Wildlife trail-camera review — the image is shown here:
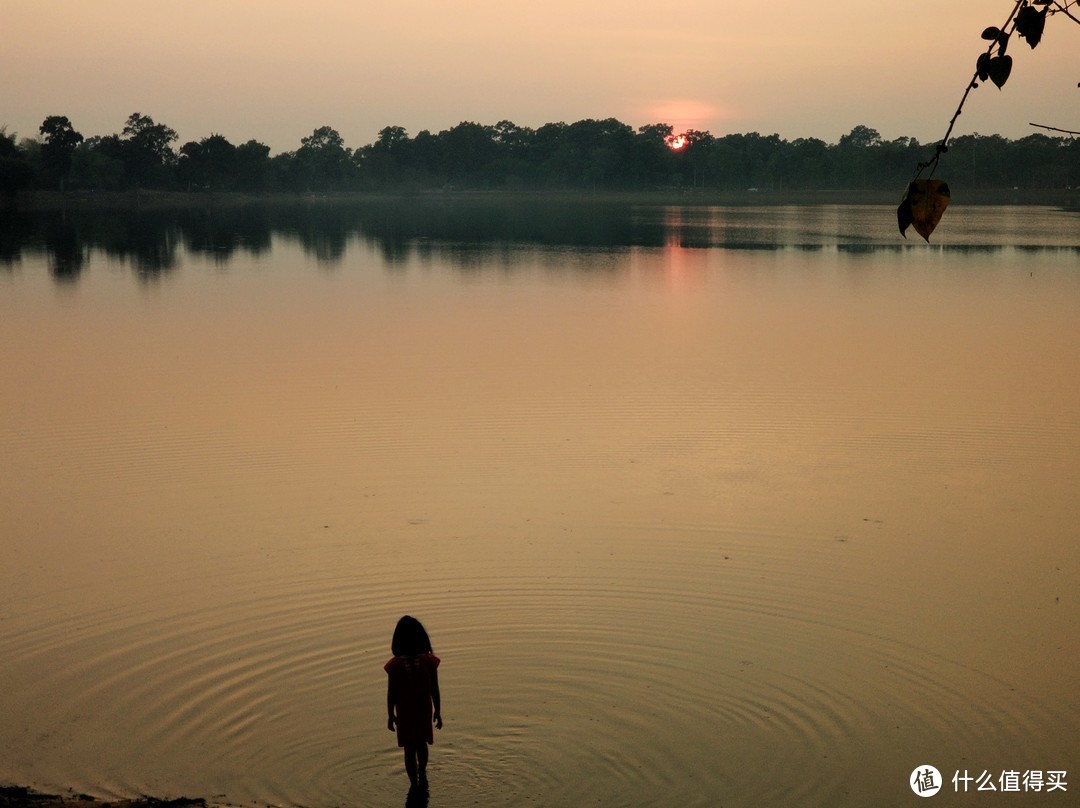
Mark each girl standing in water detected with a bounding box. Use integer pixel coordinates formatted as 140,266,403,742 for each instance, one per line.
385,616,442,788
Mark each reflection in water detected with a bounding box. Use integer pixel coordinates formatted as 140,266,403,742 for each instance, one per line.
179,207,274,263
405,783,429,808
40,214,86,281
1,203,1079,808
2,200,1078,281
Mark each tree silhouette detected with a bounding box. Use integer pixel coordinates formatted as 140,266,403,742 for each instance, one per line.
234,140,272,192
120,113,179,188
5,104,1077,199
0,127,34,199
178,134,237,190
39,115,84,191
295,125,356,190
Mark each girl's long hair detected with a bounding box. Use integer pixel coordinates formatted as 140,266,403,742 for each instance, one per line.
392,615,433,657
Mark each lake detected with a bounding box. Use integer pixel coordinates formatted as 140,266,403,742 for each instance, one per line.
1,199,1078,807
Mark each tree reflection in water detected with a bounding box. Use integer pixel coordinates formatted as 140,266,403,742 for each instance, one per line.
3,198,1079,283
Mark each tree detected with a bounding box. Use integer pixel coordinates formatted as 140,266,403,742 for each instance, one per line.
360,126,411,186
375,125,409,151
269,150,301,190
674,129,715,188
72,135,126,189
120,112,178,187
486,121,534,188
295,125,356,190
838,125,882,150
234,139,272,191
122,113,178,160
39,115,84,191
787,137,832,189
436,121,500,187
178,134,238,190
491,120,532,154
837,125,884,187
530,122,572,188
0,127,34,200
564,118,636,189
301,125,346,153
634,123,678,187
706,132,785,191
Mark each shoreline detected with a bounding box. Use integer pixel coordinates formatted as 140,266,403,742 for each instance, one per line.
0,787,208,808
9,186,1077,212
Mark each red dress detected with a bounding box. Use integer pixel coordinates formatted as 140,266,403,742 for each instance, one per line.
385,652,440,747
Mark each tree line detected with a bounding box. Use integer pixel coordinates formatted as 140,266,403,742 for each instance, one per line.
2,113,1078,198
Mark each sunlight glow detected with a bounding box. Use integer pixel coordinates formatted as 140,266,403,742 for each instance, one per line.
667,134,688,151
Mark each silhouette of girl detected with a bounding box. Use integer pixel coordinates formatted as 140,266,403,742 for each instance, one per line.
385,615,442,789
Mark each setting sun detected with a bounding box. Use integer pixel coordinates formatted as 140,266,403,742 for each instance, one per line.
667,133,688,150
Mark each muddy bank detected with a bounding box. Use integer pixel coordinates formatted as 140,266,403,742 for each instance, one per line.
0,787,207,808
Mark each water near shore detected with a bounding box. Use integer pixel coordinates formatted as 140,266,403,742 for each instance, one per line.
2,202,1078,807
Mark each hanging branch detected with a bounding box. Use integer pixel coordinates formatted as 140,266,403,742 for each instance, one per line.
1052,0,1080,25
1029,122,1080,134
914,0,1080,181
900,0,1079,240
912,0,1027,183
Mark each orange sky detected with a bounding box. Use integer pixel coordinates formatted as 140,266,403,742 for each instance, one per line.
4,0,1077,152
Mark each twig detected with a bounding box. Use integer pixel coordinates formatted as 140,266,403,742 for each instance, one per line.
912,0,1079,183
914,0,1027,181
1051,0,1080,27
1030,122,1080,135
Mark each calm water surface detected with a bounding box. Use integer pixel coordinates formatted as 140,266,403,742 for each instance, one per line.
1,203,1078,807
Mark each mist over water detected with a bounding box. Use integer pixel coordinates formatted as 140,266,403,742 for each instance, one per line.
1,202,1078,807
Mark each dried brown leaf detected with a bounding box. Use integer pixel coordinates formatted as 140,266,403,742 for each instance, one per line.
899,179,951,242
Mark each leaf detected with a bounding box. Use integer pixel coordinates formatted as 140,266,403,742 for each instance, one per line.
981,26,1001,41
976,52,991,82
897,186,915,237
1016,5,1047,48
987,55,1013,88
899,179,951,242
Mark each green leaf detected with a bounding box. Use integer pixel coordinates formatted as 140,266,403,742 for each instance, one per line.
987,55,1013,89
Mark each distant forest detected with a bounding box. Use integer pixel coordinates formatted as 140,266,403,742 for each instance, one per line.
3,113,1078,197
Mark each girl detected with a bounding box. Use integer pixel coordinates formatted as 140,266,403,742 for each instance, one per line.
385,615,442,788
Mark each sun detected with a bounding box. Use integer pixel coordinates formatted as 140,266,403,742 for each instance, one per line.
667,134,688,151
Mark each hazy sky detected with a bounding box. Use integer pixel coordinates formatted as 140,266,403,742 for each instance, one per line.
4,1,1077,153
